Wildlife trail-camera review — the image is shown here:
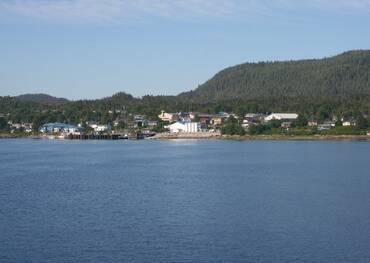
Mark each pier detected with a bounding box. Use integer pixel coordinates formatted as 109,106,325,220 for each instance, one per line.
64,131,153,140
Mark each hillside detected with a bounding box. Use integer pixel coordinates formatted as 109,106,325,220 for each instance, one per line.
178,50,370,103
15,94,69,104
1,50,370,124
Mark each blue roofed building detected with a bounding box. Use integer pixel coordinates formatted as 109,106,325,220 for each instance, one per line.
39,123,83,135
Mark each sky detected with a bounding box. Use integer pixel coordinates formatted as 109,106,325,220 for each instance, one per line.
0,0,370,100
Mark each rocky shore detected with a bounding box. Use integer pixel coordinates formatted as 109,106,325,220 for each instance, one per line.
151,132,370,141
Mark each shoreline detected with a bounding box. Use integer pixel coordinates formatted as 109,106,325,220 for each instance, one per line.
0,134,42,139
151,133,370,141
1,133,369,141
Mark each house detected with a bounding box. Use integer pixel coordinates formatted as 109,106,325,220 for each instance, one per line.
147,120,158,128
134,114,146,120
89,124,112,133
281,122,292,129
158,111,179,122
244,113,264,121
166,122,200,133
242,119,254,129
22,123,33,133
265,113,298,122
133,115,147,127
63,127,83,135
317,121,335,131
318,124,331,131
197,114,213,125
210,114,228,126
188,112,199,120
178,112,192,122
177,112,192,123
40,123,82,135
9,122,33,132
11,123,22,129
218,112,230,118
342,120,356,127
187,112,229,126
308,120,318,127
210,116,224,126
324,121,336,127
242,113,265,128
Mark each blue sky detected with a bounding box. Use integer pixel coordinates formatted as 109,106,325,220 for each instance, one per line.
1,0,370,100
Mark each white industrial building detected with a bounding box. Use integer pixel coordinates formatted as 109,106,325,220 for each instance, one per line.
166,122,200,133
265,113,298,122
89,124,112,132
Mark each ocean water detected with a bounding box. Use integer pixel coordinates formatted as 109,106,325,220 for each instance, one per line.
0,139,370,263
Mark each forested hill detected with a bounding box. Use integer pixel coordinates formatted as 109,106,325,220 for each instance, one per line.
1,50,370,123
178,50,370,103
15,94,69,104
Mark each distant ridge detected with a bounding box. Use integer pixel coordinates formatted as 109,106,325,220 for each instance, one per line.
15,94,69,104
6,50,370,104
178,50,370,103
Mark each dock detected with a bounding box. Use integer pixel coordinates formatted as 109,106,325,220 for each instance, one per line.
65,134,129,140
64,132,152,140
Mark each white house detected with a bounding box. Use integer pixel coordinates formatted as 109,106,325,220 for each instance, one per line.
89,124,112,132
158,111,179,122
166,122,200,133
40,123,82,135
63,127,83,135
242,119,253,128
265,113,298,122
343,121,356,127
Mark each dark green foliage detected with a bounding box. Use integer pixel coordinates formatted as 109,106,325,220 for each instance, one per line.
284,128,316,136
151,121,169,133
1,50,370,130
221,116,245,135
269,120,282,128
249,120,284,135
335,120,343,126
113,120,126,130
178,50,370,118
0,117,7,130
179,51,370,103
320,126,366,135
248,124,271,135
356,115,369,129
292,115,308,128
15,94,69,104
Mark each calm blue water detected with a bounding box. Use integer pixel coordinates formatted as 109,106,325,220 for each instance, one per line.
0,139,370,263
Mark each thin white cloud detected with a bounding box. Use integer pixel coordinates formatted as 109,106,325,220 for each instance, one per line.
275,0,370,10
0,0,236,24
313,0,370,9
0,0,369,24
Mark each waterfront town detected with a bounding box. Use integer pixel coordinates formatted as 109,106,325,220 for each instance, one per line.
1,109,369,139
